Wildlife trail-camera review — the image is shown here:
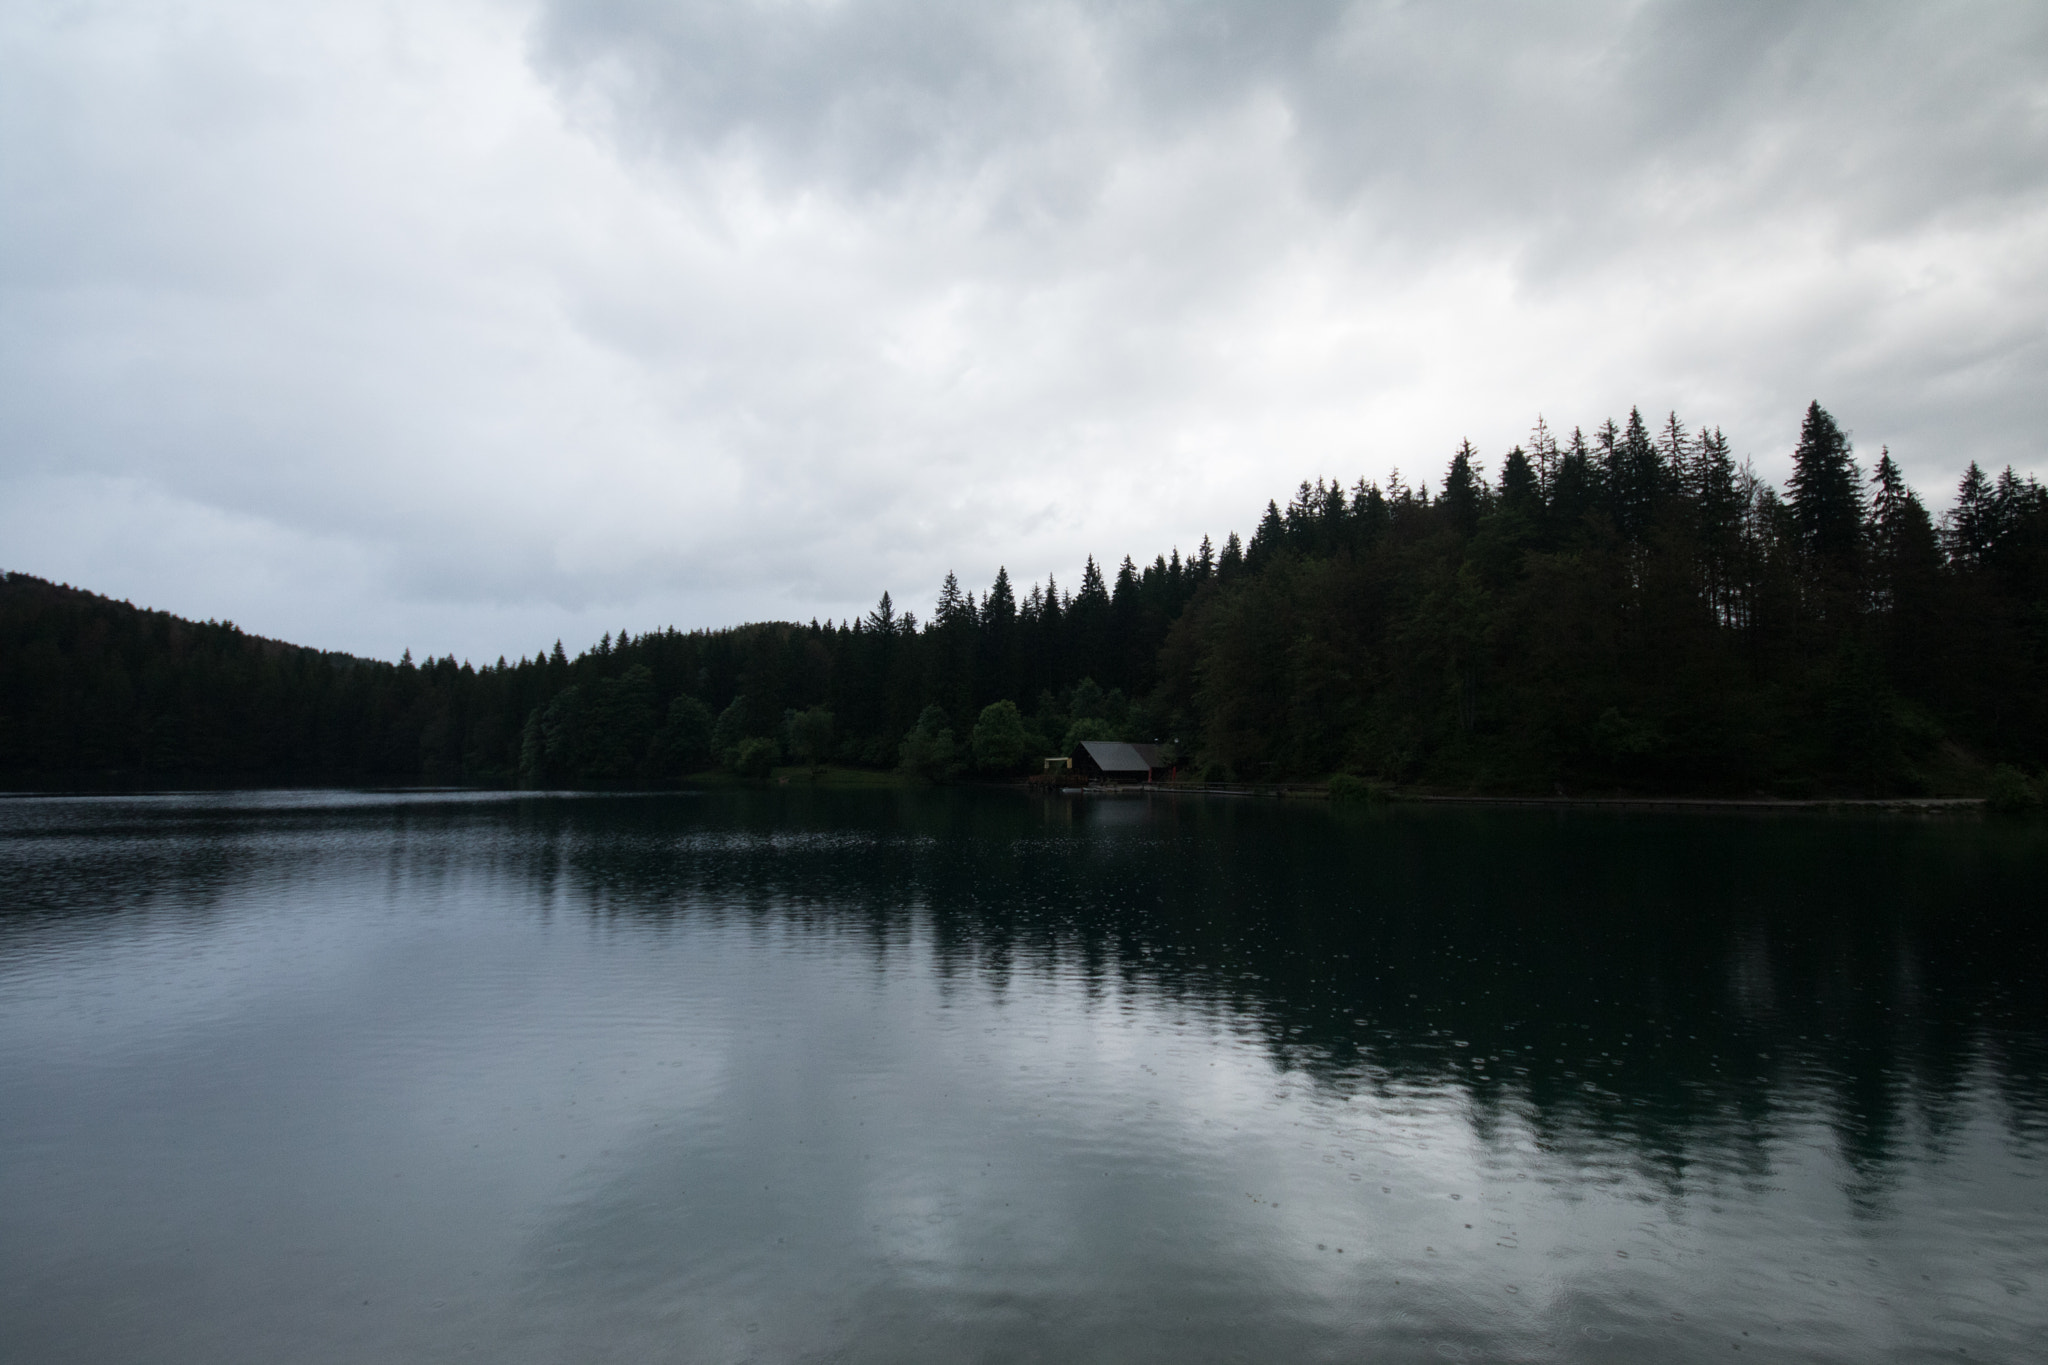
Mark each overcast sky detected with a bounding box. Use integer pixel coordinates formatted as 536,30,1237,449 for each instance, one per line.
4,1,2044,662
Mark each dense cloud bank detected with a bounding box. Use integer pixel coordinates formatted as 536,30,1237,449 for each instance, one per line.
3,0,2044,659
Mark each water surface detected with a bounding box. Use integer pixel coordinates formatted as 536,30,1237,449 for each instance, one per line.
2,789,2044,1362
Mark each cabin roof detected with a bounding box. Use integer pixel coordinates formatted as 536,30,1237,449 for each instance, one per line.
1073,739,1156,774
1128,742,1168,770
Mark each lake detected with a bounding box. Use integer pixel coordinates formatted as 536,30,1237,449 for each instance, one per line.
1,789,2043,1363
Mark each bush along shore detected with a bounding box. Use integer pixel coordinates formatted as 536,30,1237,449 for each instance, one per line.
5,404,2045,803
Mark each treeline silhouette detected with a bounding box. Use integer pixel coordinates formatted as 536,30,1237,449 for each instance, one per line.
4,402,2043,793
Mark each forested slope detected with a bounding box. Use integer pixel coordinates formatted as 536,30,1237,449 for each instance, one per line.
4,403,2044,794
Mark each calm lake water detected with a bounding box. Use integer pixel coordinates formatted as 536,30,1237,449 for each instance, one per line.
2,789,2044,1363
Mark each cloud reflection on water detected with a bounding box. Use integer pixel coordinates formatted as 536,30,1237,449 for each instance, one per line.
2,789,2044,1361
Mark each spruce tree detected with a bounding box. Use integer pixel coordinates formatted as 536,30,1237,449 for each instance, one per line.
1218,532,1244,577
1947,463,1992,566
1498,446,1538,511
1787,401,1864,569
1245,501,1286,570
1528,416,1560,496
1076,557,1109,610
1607,408,1661,540
985,567,1016,624
1694,427,1742,621
1657,411,1693,479
1869,448,1939,615
1442,441,1483,536
934,572,966,626
1549,427,1599,537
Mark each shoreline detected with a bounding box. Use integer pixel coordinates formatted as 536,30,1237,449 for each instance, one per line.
0,775,1997,814
1051,782,1988,813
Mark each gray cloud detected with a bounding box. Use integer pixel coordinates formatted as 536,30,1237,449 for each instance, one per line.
2,0,2043,660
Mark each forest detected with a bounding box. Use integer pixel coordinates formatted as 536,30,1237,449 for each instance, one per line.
4,403,2045,797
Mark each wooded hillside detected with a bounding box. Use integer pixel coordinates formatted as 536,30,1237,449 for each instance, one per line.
5,403,2043,794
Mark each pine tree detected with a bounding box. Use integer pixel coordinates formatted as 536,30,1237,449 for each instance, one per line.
1869,447,1939,615
1869,448,1910,535
1657,411,1693,478
1607,408,1661,540
1946,462,1993,566
1245,501,1286,570
985,568,1016,623
1442,441,1483,536
1528,416,1560,496
1549,427,1599,535
1987,466,2048,566
934,572,966,626
1694,427,1742,621
1497,446,1538,511
1076,557,1109,610
1787,401,1864,569
1350,479,1389,545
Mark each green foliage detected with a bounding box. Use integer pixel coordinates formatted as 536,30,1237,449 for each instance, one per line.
1327,773,1387,803
536,685,584,779
648,695,714,776
517,708,546,785
969,700,1030,774
711,696,751,766
1061,717,1115,753
782,705,835,774
580,666,659,777
1986,764,2041,815
1789,400,1865,570
731,736,780,781
899,704,962,781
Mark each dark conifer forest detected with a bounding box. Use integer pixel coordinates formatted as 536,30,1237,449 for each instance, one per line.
6,404,2045,795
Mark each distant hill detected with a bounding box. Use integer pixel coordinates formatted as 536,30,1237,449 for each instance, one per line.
0,572,422,780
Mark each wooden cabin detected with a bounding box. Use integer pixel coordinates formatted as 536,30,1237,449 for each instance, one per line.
1069,740,1173,783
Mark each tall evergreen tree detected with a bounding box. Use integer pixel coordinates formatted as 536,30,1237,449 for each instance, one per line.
1787,401,1865,569
1869,447,1939,618
1549,427,1600,536
1946,462,1993,566
1497,446,1538,512
934,572,968,627
1442,441,1483,536
1245,501,1286,570
985,567,1016,624
1657,411,1693,477
1607,408,1662,540
1528,416,1560,496
1693,427,1743,622
1218,532,1244,578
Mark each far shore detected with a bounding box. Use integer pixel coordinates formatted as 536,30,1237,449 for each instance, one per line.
0,769,2004,815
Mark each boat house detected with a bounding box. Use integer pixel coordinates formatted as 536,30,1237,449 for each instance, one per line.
1069,740,1172,783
